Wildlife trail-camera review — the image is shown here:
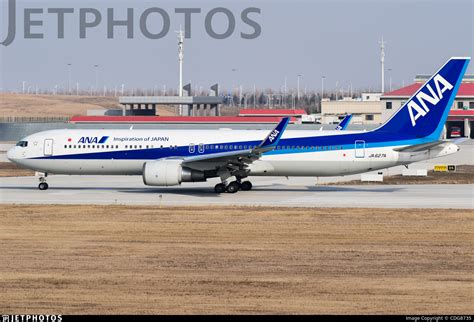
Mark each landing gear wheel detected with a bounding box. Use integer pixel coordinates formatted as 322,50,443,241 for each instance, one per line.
226,181,240,194
38,182,49,191
241,181,253,191
214,183,226,194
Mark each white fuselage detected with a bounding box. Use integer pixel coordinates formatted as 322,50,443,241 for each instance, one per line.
7,129,458,178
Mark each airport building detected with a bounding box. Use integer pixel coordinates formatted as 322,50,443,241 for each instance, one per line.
321,93,382,125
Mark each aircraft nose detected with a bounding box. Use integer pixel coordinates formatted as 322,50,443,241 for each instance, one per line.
6,147,17,161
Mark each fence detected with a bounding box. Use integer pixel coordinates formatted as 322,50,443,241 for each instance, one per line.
0,116,70,123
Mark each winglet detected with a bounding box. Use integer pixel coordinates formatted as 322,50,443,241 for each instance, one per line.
335,114,353,130
258,117,290,150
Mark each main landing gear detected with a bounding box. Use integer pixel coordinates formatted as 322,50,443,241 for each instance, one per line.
214,180,253,194
38,173,49,191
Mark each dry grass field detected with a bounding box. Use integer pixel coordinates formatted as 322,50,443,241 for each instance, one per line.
0,94,176,117
0,162,35,177
0,205,472,314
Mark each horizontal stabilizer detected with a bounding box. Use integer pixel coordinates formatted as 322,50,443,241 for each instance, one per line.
394,141,445,152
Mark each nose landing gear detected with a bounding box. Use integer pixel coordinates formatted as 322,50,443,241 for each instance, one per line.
38,173,49,190
38,182,49,190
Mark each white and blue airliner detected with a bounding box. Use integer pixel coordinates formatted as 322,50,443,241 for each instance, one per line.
7,57,470,193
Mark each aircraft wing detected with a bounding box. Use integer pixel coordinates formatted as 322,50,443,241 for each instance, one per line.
180,117,290,172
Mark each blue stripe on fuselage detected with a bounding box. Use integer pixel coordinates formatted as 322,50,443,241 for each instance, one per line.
30,131,427,160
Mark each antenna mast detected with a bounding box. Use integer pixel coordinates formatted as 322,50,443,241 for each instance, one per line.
380,37,386,93
177,27,184,115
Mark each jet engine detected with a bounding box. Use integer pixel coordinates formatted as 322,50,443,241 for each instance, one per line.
142,160,206,186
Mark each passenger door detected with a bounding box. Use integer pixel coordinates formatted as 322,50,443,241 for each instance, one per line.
189,143,195,154
44,139,54,156
355,140,365,158
198,143,205,154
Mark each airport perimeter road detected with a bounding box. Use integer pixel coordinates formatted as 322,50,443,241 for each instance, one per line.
1,175,472,209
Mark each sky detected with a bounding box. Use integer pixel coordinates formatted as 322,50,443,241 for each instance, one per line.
0,0,473,94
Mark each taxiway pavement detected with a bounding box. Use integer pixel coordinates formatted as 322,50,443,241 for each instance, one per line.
1,175,472,209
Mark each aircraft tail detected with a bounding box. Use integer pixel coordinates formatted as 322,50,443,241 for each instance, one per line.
374,57,470,140
335,114,353,130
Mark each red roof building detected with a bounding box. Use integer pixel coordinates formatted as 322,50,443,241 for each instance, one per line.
239,109,307,117
70,116,297,124
382,83,474,98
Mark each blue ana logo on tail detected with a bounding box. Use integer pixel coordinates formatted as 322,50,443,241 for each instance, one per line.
408,74,453,127
78,136,109,144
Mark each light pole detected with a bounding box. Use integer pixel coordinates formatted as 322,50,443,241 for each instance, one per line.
297,74,302,103
76,82,79,96
67,63,72,94
254,84,257,107
231,68,238,106
94,64,99,95
321,76,326,106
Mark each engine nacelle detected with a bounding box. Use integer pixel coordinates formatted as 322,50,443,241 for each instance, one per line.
142,160,206,186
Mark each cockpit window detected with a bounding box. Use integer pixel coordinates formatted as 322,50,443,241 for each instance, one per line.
16,141,28,147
